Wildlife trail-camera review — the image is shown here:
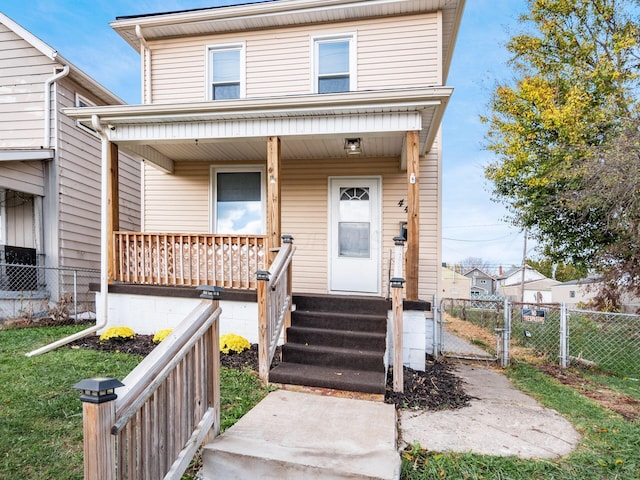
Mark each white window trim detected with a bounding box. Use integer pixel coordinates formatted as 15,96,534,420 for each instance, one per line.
205,42,246,101
74,93,99,136
311,33,357,94
209,165,266,234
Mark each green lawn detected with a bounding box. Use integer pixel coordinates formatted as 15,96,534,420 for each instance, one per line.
0,325,270,480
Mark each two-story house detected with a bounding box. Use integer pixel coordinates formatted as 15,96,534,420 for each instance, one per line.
0,13,140,321
67,0,465,392
463,266,496,296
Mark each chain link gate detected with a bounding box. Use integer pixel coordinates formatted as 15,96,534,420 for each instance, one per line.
435,297,504,364
438,297,640,377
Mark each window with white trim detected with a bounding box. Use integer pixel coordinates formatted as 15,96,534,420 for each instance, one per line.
75,93,98,135
211,167,265,234
313,35,354,94
208,44,244,100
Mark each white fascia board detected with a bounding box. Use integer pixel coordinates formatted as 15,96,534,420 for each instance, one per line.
107,111,423,143
64,88,452,123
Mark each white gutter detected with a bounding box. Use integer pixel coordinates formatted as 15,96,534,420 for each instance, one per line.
44,64,70,148
26,115,110,356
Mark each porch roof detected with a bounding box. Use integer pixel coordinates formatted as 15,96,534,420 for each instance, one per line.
65,87,452,173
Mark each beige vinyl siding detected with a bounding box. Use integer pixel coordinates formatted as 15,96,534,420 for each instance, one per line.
55,78,141,270
418,142,440,300
142,152,440,297
0,160,44,196
0,24,57,148
148,13,440,103
143,161,211,232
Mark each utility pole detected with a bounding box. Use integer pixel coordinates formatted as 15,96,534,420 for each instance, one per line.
520,229,527,303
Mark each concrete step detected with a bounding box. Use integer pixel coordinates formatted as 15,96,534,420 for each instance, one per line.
201,390,400,479
269,362,386,394
287,325,387,350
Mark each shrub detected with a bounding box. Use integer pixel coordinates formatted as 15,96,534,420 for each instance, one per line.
152,328,173,344
220,333,251,354
99,326,135,342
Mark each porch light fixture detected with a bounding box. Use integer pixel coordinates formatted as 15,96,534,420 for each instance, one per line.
344,138,362,155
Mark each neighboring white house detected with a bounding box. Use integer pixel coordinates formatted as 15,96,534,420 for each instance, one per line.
496,265,558,302
0,12,140,320
551,277,600,308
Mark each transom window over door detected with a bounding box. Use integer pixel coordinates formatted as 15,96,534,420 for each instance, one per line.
208,44,244,100
212,168,264,234
314,35,355,94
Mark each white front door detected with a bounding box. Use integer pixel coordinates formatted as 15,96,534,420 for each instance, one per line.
329,177,381,294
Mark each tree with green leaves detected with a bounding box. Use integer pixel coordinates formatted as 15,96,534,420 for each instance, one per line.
483,0,640,306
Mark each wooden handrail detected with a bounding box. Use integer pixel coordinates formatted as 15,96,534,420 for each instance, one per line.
257,238,295,383
77,300,221,480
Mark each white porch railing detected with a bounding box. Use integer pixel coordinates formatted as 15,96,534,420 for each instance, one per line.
113,232,267,289
75,298,221,480
257,236,295,383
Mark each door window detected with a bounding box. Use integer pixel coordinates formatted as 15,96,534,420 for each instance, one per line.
338,187,370,258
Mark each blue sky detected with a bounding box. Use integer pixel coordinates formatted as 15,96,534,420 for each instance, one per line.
2,0,534,269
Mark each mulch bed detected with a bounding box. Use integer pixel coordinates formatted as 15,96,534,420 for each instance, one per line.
68,335,473,411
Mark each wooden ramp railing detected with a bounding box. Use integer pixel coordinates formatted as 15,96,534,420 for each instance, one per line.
74,296,222,480
114,232,267,289
257,236,295,383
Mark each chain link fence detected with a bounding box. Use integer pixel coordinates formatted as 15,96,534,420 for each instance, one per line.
438,298,640,378
0,263,99,325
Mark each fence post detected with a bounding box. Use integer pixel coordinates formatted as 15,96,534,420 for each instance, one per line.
73,377,123,480
501,298,510,367
256,270,270,384
559,302,568,368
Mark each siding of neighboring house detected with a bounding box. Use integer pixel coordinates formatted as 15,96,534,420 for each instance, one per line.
0,160,45,196
0,23,55,148
441,266,471,299
148,12,440,103
55,78,141,270
142,150,439,298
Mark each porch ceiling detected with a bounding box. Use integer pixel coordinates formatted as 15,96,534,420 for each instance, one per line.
65,87,451,170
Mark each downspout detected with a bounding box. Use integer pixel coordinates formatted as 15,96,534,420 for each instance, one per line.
43,64,70,148
136,25,152,104
26,115,111,356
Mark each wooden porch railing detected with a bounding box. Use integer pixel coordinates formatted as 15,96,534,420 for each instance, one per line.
257,236,295,383
113,232,267,289
75,298,221,480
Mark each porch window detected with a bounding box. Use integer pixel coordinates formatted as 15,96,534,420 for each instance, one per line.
212,168,265,234
208,44,245,100
314,35,355,94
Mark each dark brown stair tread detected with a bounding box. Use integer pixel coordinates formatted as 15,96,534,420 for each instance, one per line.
269,362,386,394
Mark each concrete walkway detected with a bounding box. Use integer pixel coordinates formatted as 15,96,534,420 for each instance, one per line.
202,389,400,479
400,364,582,458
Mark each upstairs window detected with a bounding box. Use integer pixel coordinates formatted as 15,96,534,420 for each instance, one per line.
208,44,244,100
75,93,98,135
314,35,355,94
